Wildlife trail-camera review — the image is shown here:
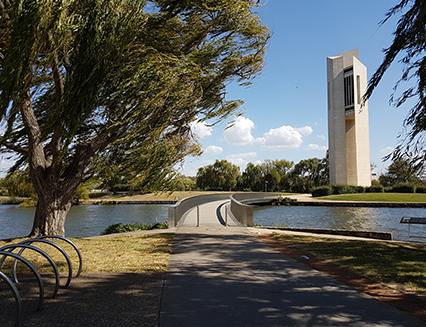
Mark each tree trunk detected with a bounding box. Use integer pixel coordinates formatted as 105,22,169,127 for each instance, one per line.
29,197,73,237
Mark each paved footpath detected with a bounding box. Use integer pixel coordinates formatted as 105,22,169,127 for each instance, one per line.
159,201,426,327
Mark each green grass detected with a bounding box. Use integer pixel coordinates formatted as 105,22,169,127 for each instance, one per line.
0,234,175,273
272,233,426,295
319,192,426,202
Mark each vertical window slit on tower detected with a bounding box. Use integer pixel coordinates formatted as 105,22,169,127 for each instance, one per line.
344,68,354,108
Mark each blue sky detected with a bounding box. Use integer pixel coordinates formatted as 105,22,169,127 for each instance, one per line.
181,0,413,177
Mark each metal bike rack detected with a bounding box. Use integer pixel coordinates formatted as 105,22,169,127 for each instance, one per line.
0,251,45,311
19,239,73,287
0,244,60,298
0,270,22,327
0,235,82,326
37,235,83,277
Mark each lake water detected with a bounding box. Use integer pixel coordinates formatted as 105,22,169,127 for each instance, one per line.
253,205,426,242
0,204,170,239
1,203,425,242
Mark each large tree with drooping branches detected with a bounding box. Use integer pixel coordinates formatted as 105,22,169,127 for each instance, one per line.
364,0,426,166
0,0,270,237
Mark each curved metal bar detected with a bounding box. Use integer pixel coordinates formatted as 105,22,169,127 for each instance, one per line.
37,235,83,277
0,244,60,298
0,270,22,327
19,239,73,288
0,251,44,311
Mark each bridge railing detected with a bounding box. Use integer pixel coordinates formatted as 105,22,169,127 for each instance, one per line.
229,193,281,227
168,193,232,227
168,192,280,227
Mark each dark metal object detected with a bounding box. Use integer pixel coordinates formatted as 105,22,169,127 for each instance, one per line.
0,235,82,326
0,244,59,298
0,251,44,311
37,235,83,277
0,270,22,327
19,239,73,288
400,217,426,238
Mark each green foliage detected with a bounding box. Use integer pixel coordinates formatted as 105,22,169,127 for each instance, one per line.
196,155,329,193
311,186,332,197
391,183,416,193
239,162,266,192
2,171,36,198
331,184,364,195
102,222,169,235
288,156,329,193
196,160,240,191
415,186,426,193
170,174,196,191
365,185,384,193
364,0,426,163
75,184,90,200
379,158,425,187
0,0,270,235
20,196,38,207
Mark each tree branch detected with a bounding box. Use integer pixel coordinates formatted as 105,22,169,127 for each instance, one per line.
2,141,27,155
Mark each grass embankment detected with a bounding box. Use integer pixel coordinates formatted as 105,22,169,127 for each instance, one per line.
272,233,426,296
317,193,426,202
89,190,234,202
94,191,426,203
0,233,174,273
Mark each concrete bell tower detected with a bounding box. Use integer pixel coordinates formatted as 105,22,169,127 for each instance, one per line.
327,49,371,187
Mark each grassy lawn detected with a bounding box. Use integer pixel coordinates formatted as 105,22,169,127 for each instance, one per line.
318,192,426,202
0,233,174,273
93,191,426,203
272,233,426,296
89,190,234,202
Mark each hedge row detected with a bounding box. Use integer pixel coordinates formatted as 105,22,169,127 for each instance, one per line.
312,183,426,197
101,222,168,235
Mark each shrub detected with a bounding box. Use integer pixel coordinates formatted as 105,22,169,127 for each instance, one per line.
416,186,426,193
331,184,364,194
312,186,332,197
101,222,168,235
354,186,365,193
365,185,384,193
76,185,90,200
391,183,416,193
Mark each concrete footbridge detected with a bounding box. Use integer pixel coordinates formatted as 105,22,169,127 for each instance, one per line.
168,192,281,228
160,192,424,326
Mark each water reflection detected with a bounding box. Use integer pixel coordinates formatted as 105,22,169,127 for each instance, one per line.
0,204,170,240
253,205,426,242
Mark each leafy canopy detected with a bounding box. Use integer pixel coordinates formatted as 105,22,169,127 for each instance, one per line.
364,0,426,165
0,0,270,191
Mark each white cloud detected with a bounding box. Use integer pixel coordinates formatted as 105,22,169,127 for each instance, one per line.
204,145,223,155
226,152,257,171
295,126,314,136
380,146,394,156
306,144,327,151
190,120,213,139
0,158,15,177
223,116,255,145
317,134,326,140
227,152,257,160
256,125,313,150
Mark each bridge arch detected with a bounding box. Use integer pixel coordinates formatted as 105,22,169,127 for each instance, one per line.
168,192,280,227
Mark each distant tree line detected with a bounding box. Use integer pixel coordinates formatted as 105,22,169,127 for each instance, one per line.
1,155,425,198
196,157,329,193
